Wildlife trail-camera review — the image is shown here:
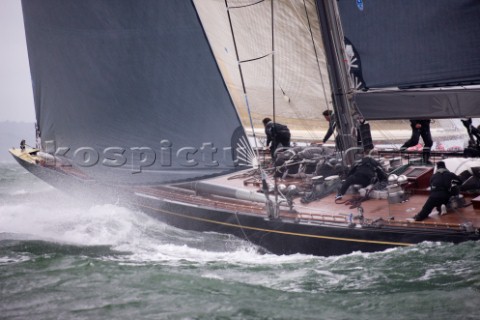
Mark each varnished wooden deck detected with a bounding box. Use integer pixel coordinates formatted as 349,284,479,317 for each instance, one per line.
196,168,480,229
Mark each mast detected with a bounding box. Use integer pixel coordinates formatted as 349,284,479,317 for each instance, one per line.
315,0,357,163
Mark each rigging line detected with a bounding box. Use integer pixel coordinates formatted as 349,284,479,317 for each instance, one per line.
271,0,279,217
223,0,261,157
234,211,253,245
224,0,274,216
361,119,395,147
301,0,331,114
297,0,339,143
235,1,319,142
271,0,276,126
263,1,322,141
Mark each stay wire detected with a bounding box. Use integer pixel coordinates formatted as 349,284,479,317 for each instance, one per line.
224,0,261,157
302,0,334,141
302,0,331,116
271,0,279,217
224,0,276,216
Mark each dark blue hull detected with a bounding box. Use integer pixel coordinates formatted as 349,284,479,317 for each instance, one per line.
12,152,480,256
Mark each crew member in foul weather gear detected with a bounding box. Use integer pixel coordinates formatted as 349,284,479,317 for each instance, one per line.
335,156,387,200
322,110,336,144
263,117,291,159
400,119,433,164
411,161,462,221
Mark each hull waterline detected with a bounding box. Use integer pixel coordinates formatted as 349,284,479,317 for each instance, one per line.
10,149,480,257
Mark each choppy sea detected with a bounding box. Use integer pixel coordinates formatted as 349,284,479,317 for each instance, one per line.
1,162,479,320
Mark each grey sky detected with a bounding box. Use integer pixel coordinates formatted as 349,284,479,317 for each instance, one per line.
0,0,35,123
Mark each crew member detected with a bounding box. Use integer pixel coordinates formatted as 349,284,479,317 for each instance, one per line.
322,110,336,144
400,119,433,164
410,161,462,221
262,117,291,159
335,155,387,200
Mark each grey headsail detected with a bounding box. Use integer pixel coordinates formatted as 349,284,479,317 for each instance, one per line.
21,0,251,184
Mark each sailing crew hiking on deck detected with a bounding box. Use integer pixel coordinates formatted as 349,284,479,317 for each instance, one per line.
409,161,462,222
335,154,388,201
263,117,291,159
400,119,433,164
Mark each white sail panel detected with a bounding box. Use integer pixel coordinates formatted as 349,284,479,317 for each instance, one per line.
194,0,333,140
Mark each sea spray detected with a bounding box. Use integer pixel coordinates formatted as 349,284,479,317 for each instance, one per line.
1,163,480,319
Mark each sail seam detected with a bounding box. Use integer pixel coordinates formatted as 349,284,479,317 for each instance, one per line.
227,0,265,10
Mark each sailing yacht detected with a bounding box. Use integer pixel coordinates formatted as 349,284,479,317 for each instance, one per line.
10,0,480,256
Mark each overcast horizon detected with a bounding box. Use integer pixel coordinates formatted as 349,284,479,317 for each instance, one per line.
0,0,35,123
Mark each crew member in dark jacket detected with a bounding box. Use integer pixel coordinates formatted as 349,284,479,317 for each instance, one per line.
411,161,462,221
263,117,291,158
400,119,433,164
335,156,387,200
322,110,336,144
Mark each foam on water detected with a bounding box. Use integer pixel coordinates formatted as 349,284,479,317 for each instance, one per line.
0,185,458,270
2,163,480,299
1,193,479,299
0,164,320,267
0,197,329,289
0,189,278,263
0,252,31,266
